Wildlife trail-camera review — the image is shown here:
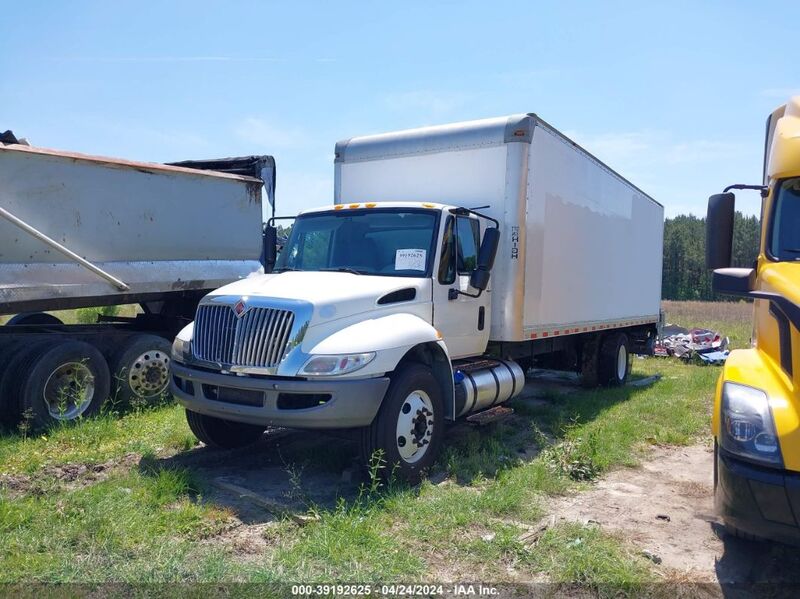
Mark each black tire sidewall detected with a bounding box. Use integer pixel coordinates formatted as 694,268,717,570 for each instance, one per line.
370,363,444,482
110,334,172,405
185,409,264,449
21,340,111,429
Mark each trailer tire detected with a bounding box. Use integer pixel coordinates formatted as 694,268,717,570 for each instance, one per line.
5,312,63,326
0,340,48,423
110,334,172,407
185,410,265,449
360,363,444,484
18,340,111,429
598,332,631,387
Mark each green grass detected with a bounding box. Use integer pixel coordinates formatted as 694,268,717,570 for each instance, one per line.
0,301,731,586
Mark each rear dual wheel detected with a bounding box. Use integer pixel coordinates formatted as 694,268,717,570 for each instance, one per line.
1,340,110,430
581,332,631,387
110,334,172,406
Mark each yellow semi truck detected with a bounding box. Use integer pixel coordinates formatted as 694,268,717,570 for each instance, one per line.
706,96,800,544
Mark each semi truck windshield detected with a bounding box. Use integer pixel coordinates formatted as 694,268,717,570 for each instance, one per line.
275,209,439,277
770,178,800,261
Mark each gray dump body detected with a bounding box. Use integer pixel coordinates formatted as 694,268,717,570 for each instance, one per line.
0,143,271,314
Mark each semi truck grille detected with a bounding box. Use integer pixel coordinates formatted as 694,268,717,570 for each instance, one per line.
192,304,295,368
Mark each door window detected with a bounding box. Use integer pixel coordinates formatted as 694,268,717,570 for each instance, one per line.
456,217,480,274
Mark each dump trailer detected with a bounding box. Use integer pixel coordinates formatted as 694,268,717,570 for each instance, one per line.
706,96,800,545
0,134,272,428
170,114,663,481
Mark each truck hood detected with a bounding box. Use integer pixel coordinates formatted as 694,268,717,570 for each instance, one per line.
205,271,431,323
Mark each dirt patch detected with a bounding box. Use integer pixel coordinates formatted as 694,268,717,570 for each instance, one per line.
544,441,800,587
0,452,140,496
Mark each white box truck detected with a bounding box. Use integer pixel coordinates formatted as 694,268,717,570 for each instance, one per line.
0,133,272,428
170,114,664,481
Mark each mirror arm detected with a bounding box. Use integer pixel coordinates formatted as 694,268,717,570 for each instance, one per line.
723,183,768,198
448,288,483,300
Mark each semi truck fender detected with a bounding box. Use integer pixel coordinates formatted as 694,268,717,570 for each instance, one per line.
304,313,456,418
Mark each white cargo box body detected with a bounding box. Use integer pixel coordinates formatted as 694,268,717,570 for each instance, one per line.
334,114,664,343
0,144,268,313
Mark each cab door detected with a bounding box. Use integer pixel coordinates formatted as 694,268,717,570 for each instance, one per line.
432,214,491,358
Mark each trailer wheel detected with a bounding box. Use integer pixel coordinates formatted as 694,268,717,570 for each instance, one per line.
5,312,63,326
0,340,49,423
598,332,631,387
17,340,111,429
185,410,264,449
361,363,444,484
110,334,172,406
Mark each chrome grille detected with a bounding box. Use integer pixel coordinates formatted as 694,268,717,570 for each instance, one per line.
193,304,295,368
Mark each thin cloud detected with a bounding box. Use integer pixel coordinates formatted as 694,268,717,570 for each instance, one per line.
47,56,283,63
234,117,310,150
760,87,800,99
384,90,470,117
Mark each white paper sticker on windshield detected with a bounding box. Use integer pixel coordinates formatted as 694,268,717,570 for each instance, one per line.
395,249,426,271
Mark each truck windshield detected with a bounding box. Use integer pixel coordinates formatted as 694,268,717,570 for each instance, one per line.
275,208,439,277
770,178,800,261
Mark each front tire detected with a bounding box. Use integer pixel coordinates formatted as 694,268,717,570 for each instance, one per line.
185,410,264,449
361,363,444,484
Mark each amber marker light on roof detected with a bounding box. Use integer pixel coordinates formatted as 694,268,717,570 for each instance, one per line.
348,203,360,208
422,202,435,208
333,205,344,210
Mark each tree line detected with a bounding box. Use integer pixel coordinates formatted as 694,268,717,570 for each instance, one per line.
662,212,760,301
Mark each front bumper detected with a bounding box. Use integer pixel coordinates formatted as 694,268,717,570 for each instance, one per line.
716,445,800,545
170,361,389,429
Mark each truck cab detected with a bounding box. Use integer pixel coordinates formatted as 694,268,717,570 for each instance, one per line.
170,201,504,480
707,96,800,544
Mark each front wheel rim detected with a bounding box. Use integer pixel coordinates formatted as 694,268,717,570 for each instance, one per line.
43,362,96,420
395,390,434,464
617,344,628,381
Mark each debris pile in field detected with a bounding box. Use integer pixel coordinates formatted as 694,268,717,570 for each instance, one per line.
654,324,730,364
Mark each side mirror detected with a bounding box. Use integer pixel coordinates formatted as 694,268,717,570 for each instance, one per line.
706,192,735,269
261,224,277,273
470,228,500,291
712,267,755,296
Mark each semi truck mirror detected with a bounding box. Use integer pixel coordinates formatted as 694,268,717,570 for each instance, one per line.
262,225,278,273
706,192,735,270
470,228,500,291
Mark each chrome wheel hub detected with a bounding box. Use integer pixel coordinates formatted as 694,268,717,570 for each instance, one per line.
129,350,170,397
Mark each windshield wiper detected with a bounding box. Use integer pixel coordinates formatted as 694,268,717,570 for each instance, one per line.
273,266,300,273
784,248,800,253
318,267,365,275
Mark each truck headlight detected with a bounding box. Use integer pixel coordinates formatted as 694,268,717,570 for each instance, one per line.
171,322,194,363
720,382,783,467
300,352,376,376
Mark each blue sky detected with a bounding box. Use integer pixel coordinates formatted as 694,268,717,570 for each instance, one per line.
2,1,798,218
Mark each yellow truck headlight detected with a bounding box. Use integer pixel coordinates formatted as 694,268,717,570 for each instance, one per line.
720,382,783,467
301,352,376,376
